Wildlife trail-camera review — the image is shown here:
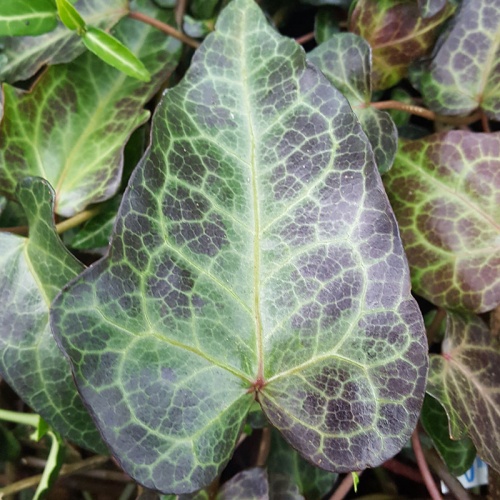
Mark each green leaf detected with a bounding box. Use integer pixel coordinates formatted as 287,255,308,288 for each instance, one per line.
183,15,214,39
421,394,476,476
417,0,449,18
0,0,182,216
0,0,128,83
268,429,337,499
218,468,269,499
34,431,65,500
190,0,220,19
56,0,86,32
427,311,500,472
352,471,360,492
0,0,58,37
349,0,453,90
383,131,500,313
0,177,104,452
308,33,398,173
314,7,341,45
83,27,151,82
0,423,21,461
414,1,500,119
51,0,427,493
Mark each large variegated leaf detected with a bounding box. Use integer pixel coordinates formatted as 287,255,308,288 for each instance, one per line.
427,312,500,472
51,0,427,493
0,177,104,453
0,0,128,83
0,0,181,217
384,131,500,313
349,0,453,90
416,0,500,119
308,33,397,173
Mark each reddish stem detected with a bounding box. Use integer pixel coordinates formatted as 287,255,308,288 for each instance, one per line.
382,458,424,484
328,471,363,500
411,429,442,500
295,31,315,45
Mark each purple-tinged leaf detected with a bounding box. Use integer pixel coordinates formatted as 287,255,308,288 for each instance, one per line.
414,0,500,119
384,131,500,313
427,312,500,472
349,0,454,90
218,468,269,499
51,0,427,493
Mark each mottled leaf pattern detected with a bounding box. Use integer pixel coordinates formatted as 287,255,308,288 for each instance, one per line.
416,0,500,119
0,0,128,83
0,0,181,216
384,131,500,313
427,312,500,472
421,395,476,476
308,33,398,173
51,0,427,493
218,468,269,499
0,177,104,452
267,429,337,499
349,0,453,90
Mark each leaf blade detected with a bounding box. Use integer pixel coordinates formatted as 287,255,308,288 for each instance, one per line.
0,0,58,37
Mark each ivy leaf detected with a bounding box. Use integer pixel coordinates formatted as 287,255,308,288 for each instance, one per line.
427,311,500,472
383,131,500,313
218,468,269,499
51,0,427,493
417,0,449,18
268,429,337,499
421,394,476,476
349,0,453,90
0,0,181,216
415,0,500,120
308,33,398,173
190,0,220,19
0,0,128,83
0,0,58,37
314,7,341,44
82,27,151,82
0,177,104,452
55,0,87,32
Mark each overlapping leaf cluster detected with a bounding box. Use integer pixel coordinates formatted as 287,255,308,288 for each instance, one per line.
0,0,499,497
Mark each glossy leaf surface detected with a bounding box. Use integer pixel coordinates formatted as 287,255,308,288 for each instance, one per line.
308,33,397,173
0,177,104,452
56,0,86,32
83,27,151,82
384,131,500,313
427,312,500,472
0,0,181,216
421,395,476,475
416,0,500,119
0,0,57,37
0,0,127,83
51,0,427,493
268,429,337,499
349,0,453,90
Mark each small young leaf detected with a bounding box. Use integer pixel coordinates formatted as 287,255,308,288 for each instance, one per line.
51,0,427,493
0,0,58,37
427,312,500,472
0,177,105,452
352,471,360,492
384,131,500,313
83,27,151,81
56,0,87,32
0,0,128,83
421,394,476,476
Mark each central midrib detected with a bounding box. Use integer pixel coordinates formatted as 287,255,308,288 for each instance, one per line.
240,20,264,383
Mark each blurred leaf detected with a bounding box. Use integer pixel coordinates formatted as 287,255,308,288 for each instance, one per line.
51,0,427,493
0,0,128,83
314,7,341,44
387,88,413,127
308,33,398,173
417,0,449,18
0,0,182,216
421,394,476,476
302,0,352,6
268,429,338,499
34,431,65,500
190,0,220,19
0,0,58,37
83,27,151,82
56,0,86,32
0,177,104,452
415,0,500,119
0,423,21,461
183,15,214,39
218,468,269,499
268,473,304,499
349,0,454,90
384,131,500,313
427,311,500,472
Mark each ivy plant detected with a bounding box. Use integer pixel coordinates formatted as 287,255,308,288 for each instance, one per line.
0,0,499,498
